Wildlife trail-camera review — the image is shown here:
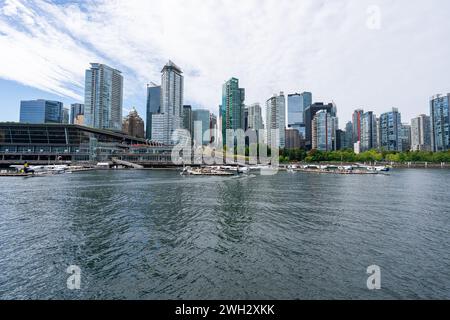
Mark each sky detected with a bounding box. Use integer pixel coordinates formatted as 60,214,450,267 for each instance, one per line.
0,0,450,126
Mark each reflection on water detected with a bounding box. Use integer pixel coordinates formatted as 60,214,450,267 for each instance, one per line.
0,169,449,299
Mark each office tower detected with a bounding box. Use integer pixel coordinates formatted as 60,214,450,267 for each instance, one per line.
210,113,217,144
182,105,193,138
70,103,84,125
430,94,450,152
146,84,161,140
244,107,249,131
20,100,64,124
304,102,335,149
287,92,311,138
151,61,184,145
266,92,286,148
122,108,145,138
221,78,245,145
379,108,402,151
331,116,339,151
312,110,333,151
336,129,346,150
62,108,70,124
193,109,211,146
400,124,412,152
285,128,303,149
352,109,364,144
411,114,431,151
247,103,264,131
360,111,378,152
84,63,123,131
345,121,353,150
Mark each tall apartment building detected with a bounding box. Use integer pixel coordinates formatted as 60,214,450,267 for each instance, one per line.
84,63,123,131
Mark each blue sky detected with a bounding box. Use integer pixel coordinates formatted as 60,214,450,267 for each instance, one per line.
1,0,450,125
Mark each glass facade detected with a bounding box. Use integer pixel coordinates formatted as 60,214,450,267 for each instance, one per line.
20,100,63,124
379,108,402,151
430,94,450,152
304,103,334,149
312,110,332,151
287,92,311,140
193,109,211,145
0,123,159,163
154,61,184,145
84,63,123,131
146,85,161,140
222,78,245,145
70,104,84,124
360,111,378,151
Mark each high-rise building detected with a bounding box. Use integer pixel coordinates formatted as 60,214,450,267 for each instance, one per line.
122,107,145,138
20,100,64,124
379,108,402,151
411,114,431,151
244,107,249,131
70,103,84,125
312,109,333,151
266,92,286,148
146,84,161,140
304,102,335,149
247,103,264,131
62,108,70,124
352,109,364,144
360,111,378,151
193,109,211,146
221,78,245,145
285,128,303,149
287,92,311,138
336,129,346,150
151,61,184,145
430,94,450,152
400,124,411,152
182,105,193,139
84,63,123,131
210,113,217,144
345,121,353,150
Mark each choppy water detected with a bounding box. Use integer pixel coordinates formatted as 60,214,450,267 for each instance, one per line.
0,169,449,300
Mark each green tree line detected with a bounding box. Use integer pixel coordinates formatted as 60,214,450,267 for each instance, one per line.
279,148,450,163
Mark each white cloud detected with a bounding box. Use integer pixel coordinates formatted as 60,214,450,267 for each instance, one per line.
0,0,450,124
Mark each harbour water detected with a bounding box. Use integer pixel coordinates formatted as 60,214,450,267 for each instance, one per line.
0,169,449,299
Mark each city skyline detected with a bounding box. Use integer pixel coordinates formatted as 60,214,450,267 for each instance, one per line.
1,0,450,125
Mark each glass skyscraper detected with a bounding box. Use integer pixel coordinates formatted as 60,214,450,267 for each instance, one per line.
360,111,378,151
430,94,450,152
247,103,264,131
193,109,211,145
379,108,402,151
84,63,123,131
221,78,245,145
146,84,161,140
312,109,332,151
70,103,84,125
20,100,64,124
151,61,184,145
304,102,335,150
287,92,311,138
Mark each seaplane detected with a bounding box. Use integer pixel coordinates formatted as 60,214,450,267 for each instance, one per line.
355,163,390,172
10,164,71,175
